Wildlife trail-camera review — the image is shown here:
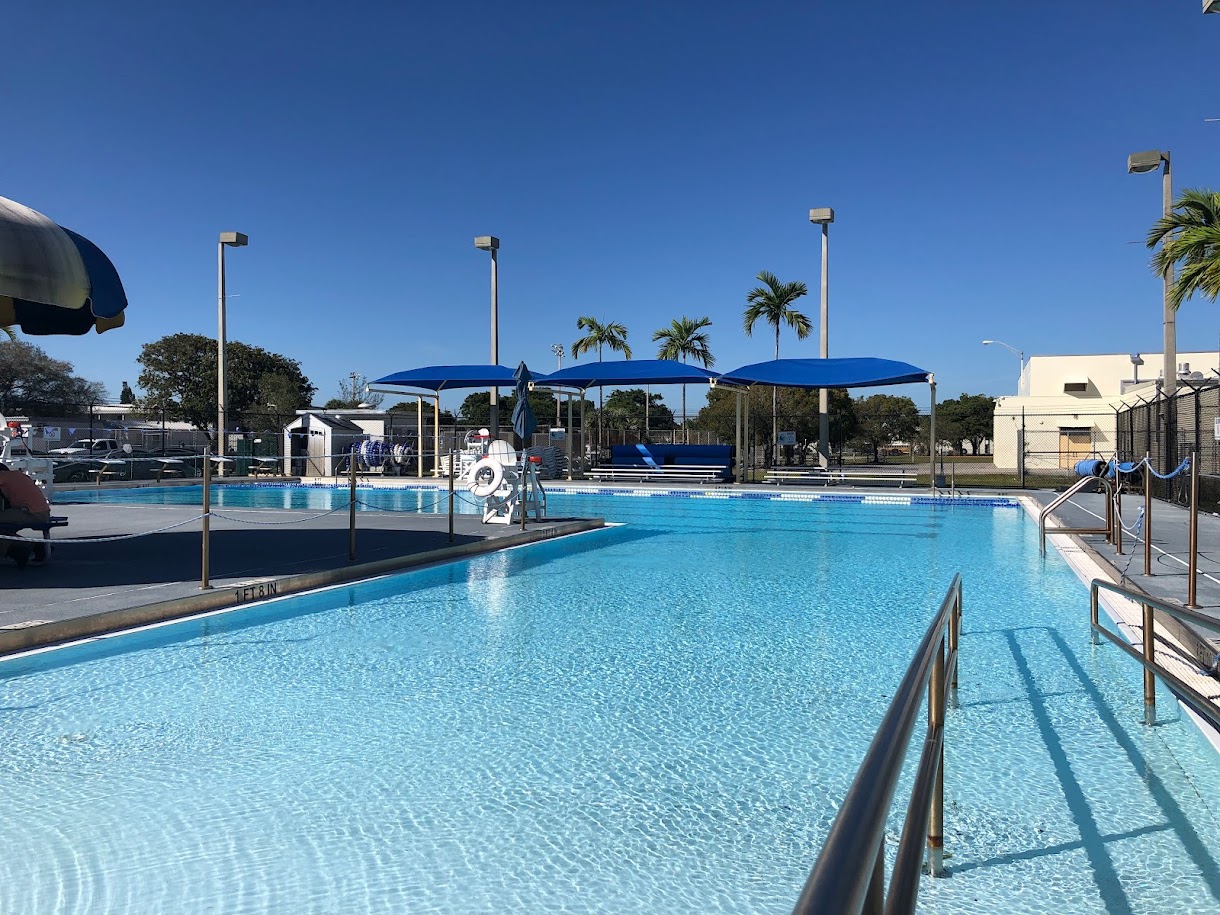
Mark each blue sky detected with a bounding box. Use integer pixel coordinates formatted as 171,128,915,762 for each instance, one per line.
6,2,1219,413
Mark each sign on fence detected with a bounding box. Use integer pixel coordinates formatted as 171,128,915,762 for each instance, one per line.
778,431,796,446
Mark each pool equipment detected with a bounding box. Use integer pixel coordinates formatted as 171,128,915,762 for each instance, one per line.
466,440,546,524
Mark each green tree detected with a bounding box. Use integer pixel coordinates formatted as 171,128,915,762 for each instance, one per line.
388,401,456,426
742,271,811,457
1147,188,1220,311
600,388,675,440
937,393,994,455
0,341,107,415
572,316,632,453
119,381,135,404
136,333,315,439
852,393,920,463
653,315,714,443
324,373,385,410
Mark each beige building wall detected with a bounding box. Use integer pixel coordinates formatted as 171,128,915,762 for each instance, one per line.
991,351,1219,471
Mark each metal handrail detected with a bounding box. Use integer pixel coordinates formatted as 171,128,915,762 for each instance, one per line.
1039,475,1114,556
1090,579,1220,728
792,574,962,915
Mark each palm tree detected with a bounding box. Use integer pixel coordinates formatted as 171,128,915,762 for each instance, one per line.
743,270,811,456
572,316,632,457
1147,188,1220,311
653,316,714,443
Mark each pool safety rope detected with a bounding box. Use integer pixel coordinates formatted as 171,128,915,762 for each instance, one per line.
0,513,208,543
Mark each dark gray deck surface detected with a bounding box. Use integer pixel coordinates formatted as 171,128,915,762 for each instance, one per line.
0,499,566,630
1035,488,1220,645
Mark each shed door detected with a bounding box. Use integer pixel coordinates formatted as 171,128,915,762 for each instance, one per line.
1058,428,1092,469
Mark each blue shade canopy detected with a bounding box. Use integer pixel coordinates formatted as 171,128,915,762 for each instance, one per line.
545,358,720,389
719,357,931,389
0,195,128,335
373,364,551,391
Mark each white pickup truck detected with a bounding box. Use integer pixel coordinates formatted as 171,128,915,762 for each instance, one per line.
49,438,121,456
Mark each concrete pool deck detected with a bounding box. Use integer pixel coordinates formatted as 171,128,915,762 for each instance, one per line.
0,484,604,654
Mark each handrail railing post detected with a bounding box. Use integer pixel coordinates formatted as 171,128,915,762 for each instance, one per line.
1142,601,1156,725
1089,584,1100,645
1188,451,1199,608
1143,454,1152,576
949,586,960,699
927,634,946,878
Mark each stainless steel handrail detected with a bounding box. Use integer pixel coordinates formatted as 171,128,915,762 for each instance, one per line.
1039,475,1114,557
792,574,962,915
1090,578,1220,728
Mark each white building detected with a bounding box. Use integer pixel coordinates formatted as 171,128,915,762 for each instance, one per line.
992,351,1219,471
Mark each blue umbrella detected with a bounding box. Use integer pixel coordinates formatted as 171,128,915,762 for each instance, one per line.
512,361,537,444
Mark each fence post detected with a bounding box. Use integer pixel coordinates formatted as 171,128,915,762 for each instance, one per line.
200,445,212,589
1144,454,1152,576
348,452,357,561
1018,409,1026,489
1188,451,1199,608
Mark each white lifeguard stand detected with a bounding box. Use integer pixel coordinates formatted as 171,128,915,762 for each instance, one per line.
0,415,55,496
466,441,547,525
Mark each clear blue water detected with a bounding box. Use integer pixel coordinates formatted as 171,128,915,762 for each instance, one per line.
5,491,1220,914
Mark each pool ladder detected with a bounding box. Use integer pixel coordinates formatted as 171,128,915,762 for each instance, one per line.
1038,475,1116,557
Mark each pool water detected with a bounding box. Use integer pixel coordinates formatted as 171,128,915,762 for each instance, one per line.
4,493,1220,914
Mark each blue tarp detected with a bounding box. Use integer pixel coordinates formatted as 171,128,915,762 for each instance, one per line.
373,364,550,391
718,357,930,389
545,359,720,389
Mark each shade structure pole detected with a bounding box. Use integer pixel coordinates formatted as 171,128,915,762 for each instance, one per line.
566,393,574,480
416,396,423,480
433,396,440,478
735,389,743,483
929,377,937,494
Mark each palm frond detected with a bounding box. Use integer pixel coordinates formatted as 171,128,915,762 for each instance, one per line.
1147,190,1220,310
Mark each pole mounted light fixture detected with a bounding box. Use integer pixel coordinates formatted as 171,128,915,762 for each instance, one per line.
217,231,249,473
1205,0,1219,14
474,236,501,439
1126,149,1175,395
808,207,834,469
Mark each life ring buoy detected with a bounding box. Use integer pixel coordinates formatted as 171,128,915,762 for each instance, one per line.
468,457,504,498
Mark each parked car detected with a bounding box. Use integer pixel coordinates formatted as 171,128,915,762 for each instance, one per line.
49,438,121,455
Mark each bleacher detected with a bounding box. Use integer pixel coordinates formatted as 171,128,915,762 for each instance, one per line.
586,444,734,485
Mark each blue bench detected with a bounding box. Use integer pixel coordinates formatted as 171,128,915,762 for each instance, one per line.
607,445,734,482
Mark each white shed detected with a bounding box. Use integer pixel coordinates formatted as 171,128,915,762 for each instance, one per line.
284,412,366,477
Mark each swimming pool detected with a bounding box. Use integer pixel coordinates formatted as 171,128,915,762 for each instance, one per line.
4,492,1220,913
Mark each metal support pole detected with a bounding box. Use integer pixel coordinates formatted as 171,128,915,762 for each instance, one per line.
416,396,424,480
1018,408,1026,489
1188,451,1200,608
448,450,455,543
200,445,212,589
489,246,500,440
1162,155,1176,398
1144,455,1152,576
217,242,227,473
735,390,743,483
949,587,961,694
927,635,946,877
818,219,830,469
348,452,357,561
1114,471,1123,555
1143,602,1156,725
928,378,937,494
566,394,574,480
433,396,440,478
1090,587,1100,645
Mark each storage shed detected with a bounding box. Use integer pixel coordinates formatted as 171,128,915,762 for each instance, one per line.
284,412,365,477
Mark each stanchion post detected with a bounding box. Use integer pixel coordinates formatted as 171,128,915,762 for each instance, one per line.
1188,451,1199,608
201,445,212,589
348,450,357,561
448,450,455,543
1143,602,1156,725
1143,454,1152,577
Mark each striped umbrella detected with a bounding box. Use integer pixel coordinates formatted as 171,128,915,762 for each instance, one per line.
0,195,128,335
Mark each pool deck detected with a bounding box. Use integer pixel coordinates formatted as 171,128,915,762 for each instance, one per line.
0,479,604,654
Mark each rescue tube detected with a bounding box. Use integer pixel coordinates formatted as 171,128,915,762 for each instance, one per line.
1074,459,1106,478
468,457,504,497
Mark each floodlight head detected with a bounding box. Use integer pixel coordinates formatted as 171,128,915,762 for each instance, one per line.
1127,150,1167,174
1130,353,1144,366
982,340,994,345
1206,0,1220,13
808,207,835,224
219,231,248,247
473,235,500,251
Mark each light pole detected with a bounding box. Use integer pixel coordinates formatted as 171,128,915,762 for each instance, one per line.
981,339,1024,385
1127,150,1175,396
217,231,248,470
551,343,564,426
474,235,500,439
809,208,834,468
